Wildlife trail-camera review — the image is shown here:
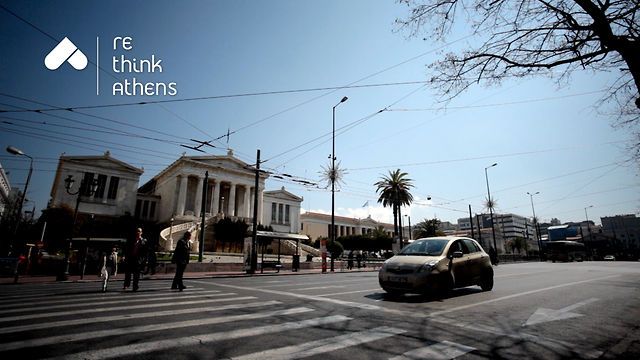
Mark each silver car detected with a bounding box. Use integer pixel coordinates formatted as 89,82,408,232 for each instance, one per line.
379,236,494,295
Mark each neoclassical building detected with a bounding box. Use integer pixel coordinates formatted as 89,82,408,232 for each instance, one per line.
49,152,144,218
300,212,395,241
138,151,267,224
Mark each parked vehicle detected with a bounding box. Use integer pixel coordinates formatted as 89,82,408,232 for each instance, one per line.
378,236,493,295
603,255,616,261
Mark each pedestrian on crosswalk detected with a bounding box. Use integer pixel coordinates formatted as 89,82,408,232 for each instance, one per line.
99,247,118,292
171,231,191,291
123,227,148,292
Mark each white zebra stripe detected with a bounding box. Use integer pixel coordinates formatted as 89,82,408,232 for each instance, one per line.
0,295,255,323
232,326,406,360
45,315,352,360
0,300,281,335
1,307,314,351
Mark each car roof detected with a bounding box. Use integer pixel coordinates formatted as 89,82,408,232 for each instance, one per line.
413,236,475,242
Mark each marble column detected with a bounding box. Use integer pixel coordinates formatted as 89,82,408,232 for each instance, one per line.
257,187,264,224
249,188,255,218
210,180,219,214
228,183,236,217
194,175,204,218
243,185,251,218
176,174,188,216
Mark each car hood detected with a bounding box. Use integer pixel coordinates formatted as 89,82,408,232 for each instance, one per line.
385,255,442,267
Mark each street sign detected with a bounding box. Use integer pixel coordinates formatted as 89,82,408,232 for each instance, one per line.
36,241,44,249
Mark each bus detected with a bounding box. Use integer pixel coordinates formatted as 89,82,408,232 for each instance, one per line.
545,241,586,262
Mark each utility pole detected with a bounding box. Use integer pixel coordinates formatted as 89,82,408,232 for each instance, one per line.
469,205,475,239
250,150,260,274
199,171,208,262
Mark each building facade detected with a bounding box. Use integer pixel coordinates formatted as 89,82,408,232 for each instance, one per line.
601,214,640,249
300,212,394,241
0,162,11,218
138,151,304,231
263,187,303,233
49,152,143,218
138,151,267,224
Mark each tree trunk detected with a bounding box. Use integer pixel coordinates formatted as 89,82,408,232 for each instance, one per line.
392,203,399,248
397,205,403,246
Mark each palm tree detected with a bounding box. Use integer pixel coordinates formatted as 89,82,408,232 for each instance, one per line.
413,218,442,239
375,169,414,250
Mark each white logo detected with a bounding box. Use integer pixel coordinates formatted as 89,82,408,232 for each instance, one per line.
44,37,88,70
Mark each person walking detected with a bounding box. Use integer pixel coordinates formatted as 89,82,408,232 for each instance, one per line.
171,231,191,291
347,250,354,270
100,247,118,292
123,227,148,292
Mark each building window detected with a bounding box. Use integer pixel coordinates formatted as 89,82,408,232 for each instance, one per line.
81,172,95,196
278,204,284,224
285,205,290,224
149,201,156,219
271,203,277,222
107,176,119,199
142,200,149,218
94,174,107,199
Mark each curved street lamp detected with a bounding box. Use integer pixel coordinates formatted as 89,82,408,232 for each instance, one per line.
485,163,498,263
330,96,348,273
527,191,542,261
57,174,98,281
5,146,33,256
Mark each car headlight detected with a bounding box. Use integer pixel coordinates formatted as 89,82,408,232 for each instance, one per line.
418,260,438,273
381,259,390,271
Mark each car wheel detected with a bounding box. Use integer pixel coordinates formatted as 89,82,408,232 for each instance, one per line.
439,273,454,294
383,288,405,296
480,270,494,291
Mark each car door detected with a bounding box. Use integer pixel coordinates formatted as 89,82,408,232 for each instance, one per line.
447,240,470,287
463,239,484,282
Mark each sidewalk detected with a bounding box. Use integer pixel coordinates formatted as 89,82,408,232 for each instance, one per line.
0,265,379,285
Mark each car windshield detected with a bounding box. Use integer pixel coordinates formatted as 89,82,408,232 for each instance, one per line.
399,239,448,256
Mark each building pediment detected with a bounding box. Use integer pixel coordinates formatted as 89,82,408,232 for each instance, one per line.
60,154,143,175
263,186,303,202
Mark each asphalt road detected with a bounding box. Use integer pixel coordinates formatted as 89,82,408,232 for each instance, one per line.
0,261,638,359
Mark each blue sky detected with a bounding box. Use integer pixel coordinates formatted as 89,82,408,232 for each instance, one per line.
1,0,637,226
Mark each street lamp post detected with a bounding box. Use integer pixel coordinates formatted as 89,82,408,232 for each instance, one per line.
404,215,412,241
527,191,542,261
6,146,33,256
57,174,98,281
485,163,498,263
584,205,594,260
330,96,348,273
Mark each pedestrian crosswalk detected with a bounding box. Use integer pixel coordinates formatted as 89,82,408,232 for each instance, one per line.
0,281,477,359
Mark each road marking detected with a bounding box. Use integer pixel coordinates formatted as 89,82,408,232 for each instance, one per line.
524,298,599,326
47,315,352,360
256,278,366,288
428,275,618,317
2,307,314,351
192,280,381,311
0,290,224,313
317,289,381,297
0,286,206,304
232,326,406,360
0,300,281,335
428,318,602,359
296,285,346,291
389,341,475,360
0,295,256,323
494,270,558,278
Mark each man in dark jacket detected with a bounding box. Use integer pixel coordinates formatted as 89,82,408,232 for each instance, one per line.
171,231,191,291
123,227,148,292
